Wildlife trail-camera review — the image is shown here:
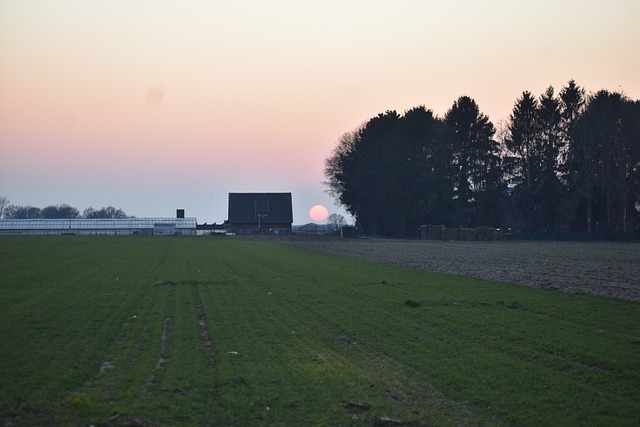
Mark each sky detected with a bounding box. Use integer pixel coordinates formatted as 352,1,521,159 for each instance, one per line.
1,0,639,224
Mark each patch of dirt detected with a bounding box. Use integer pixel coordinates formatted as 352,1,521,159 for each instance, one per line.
279,237,640,302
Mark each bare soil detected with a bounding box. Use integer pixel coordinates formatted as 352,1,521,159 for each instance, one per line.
279,237,640,302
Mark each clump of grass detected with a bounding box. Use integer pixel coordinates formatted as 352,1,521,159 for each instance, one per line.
497,300,520,309
404,299,421,308
68,394,86,407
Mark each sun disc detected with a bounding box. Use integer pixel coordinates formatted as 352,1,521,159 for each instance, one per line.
309,204,329,221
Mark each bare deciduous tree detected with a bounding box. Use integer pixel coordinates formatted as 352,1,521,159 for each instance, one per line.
0,196,9,218
327,213,346,231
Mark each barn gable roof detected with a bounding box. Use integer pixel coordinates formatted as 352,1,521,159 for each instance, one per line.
228,193,293,224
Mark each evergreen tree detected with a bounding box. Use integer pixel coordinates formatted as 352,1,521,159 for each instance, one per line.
559,80,586,229
572,91,640,232
535,86,569,231
399,106,452,233
444,96,501,226
558,79,585,170
506,91,540,230
537,86,563,176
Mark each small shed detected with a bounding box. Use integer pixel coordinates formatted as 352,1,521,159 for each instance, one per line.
227,193,293,234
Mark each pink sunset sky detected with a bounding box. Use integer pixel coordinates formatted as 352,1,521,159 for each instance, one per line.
1,0,639,224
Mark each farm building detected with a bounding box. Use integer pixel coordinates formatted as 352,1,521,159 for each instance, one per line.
0,217,197,236
227,192,293,234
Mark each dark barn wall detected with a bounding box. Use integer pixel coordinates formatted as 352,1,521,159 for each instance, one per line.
227,193,293,234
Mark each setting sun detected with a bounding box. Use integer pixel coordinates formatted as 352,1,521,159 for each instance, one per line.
309,204,329,222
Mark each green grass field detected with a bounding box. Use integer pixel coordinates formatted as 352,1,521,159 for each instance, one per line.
1,236,639,426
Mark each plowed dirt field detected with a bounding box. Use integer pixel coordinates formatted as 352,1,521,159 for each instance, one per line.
282,238,640,301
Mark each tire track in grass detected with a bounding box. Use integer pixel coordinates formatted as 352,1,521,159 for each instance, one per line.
81,278,219,424
73,303,152,404
142,316,171,394
62,277,177,424
41,240,174,423
160,280,223,422
141,282,176,396
139,279,226,423
196,277,305,415
190,282,218,364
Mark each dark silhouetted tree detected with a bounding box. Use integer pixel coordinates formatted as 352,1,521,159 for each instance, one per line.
327,213,346,231
356,110,403,235
505,91,541,230
326,82,639,236
325,111,404,235
444,96,502,227
558,80,585,168
83,206,128,219
506,88,571,231
558,80,586,228
396,106,452,234
324,130,358,212
325,107,452,236
570,91,640,232
42,204,81,219
534,86,570,231
538,86,563,176
3,205,42,219
507,91,541,193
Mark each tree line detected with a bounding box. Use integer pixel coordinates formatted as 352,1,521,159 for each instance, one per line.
324,80,640,237
0,199,130,219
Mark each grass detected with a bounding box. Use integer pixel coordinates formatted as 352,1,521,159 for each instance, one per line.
0,236,639,426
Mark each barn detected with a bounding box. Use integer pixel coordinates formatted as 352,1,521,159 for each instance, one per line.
227,193,293,235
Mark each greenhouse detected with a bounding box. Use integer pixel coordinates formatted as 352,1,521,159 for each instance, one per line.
0,217,197,236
